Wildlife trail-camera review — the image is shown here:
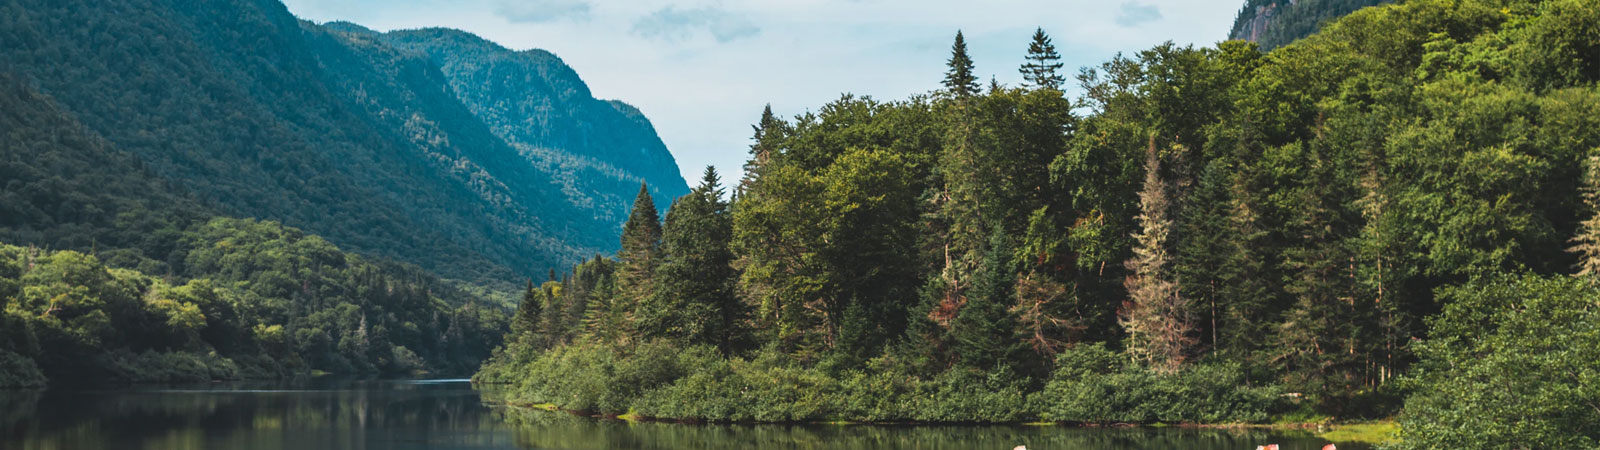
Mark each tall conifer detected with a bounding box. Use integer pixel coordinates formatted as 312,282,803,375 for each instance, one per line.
1120,138,1193,374
614,183,662,342
641,167,745,352
1019,28,1065,90
943,31,980,97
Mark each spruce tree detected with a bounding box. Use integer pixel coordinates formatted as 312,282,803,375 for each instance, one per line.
739,105,786,196
1019,27,1065,90
641,167,745,352
538,280,566,346
943,31,980,97
1275,143,1361,392
1176,159,1231,352
510,280,543,343
1570,155,1600,277
951,225,1028,370
1120,138,1193,374
615,183,662,342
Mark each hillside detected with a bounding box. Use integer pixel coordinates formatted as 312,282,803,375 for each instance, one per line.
1229,0,1389,50
0,0,687,285
369,26,686,227
0,74,505,385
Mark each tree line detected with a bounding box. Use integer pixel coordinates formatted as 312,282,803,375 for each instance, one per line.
483,0,1598,446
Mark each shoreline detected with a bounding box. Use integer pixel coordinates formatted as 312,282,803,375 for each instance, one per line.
490,398,1397,444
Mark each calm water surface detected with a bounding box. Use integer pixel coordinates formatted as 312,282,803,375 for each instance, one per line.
0,379,1369,449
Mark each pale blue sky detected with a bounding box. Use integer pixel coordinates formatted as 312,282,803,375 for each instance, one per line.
280,0,1244,185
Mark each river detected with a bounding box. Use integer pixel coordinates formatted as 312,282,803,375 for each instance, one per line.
0,378,1371,449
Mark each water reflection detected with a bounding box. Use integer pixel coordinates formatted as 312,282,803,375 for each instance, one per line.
0,380,1367,450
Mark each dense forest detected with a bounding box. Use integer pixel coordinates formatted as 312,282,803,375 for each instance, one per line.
1229,0,1389,50
0,75,507,387
477,0,1600,447
0,0,686,287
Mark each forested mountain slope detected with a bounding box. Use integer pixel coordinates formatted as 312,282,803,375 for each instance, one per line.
368,25,686,227
0,0,686,284
1229,0,1390,50
0,74,505,386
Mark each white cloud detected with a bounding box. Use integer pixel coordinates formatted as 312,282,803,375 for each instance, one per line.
1115,1,1164,27
495,0,592,23
632,6,760,43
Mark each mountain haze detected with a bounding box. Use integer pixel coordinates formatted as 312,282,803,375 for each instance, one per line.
0,0,687,284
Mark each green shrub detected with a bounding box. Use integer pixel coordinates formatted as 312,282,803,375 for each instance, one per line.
1036,344,1283,424
0,349,46,388
96,350,245,382
1391,275,1600,449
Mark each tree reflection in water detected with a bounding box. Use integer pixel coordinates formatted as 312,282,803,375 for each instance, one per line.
0,380,1365,450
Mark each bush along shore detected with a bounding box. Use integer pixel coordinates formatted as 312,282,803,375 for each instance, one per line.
475,341,1330,425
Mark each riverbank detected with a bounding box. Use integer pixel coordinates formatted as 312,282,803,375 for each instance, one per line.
472,341,1406,426
489,397,1399,446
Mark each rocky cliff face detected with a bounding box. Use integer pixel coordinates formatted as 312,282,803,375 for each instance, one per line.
1228,0,1390,50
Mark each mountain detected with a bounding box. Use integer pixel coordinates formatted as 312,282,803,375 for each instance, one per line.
365,25,686,228
1229,0,1390,50
0,0,687,285
0,73,505,384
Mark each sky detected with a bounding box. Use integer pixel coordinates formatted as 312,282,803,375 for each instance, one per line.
279,0,1245,185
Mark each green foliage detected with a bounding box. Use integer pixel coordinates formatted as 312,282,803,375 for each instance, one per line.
641,168,747,352
485,0,1600,428
1393,275,1600,449
1036,344,1284,424
1019,28,1066,90
0,0,686,288
942,31,980,97
489,343,1038,423
0,225,506,384
0,349,45,388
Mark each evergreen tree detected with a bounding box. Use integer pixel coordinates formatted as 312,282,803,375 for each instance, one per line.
951,225,1029,370
943,31,980,97
1175,159,1231,353
614,183,662,343
1019,28,1065,90
1569,155,1600,277
1274,142,1362,393
538,281,565,347
739,105,787,196
641,167,745,352
510,280,543,342
1120,138,1193,374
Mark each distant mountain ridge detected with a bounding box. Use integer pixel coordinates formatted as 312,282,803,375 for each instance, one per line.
1229,0,1390,50
0,0,687,284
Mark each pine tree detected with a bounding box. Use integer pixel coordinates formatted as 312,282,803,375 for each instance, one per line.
951,225,1028,370
1019,28,1065,90
1570,155,1600,277
1120,138,1193,374
1176,159,1231,353
739,105,786,197
614,183,662,342
641,167,745,352
1275,142,1362,393
538,280,565,347
510,280,543,343
943,31,980,97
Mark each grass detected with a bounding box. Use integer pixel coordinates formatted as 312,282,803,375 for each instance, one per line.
1318,422,1400,444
